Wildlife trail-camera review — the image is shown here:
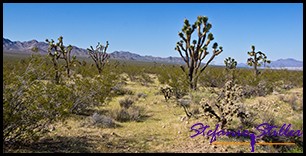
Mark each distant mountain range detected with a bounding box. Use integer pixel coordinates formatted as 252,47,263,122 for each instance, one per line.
3,38,88,56
3,38,185,64
3,38,303,70
237,58,303,70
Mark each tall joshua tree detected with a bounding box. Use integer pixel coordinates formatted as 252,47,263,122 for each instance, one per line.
175,16,223,90
46,36,76,83
87,41,110,74
247,45,271,76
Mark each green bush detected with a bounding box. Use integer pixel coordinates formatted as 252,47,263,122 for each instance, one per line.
3,54,118,146
3,71,73,145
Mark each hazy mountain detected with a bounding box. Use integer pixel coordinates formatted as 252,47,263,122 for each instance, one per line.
3,38,185,64
3,38,303,70
269,58,303,67
237,58,303,70
3,38,87,56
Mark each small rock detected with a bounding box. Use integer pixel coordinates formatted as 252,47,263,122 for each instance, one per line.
178,131,181,134
49,125,55,131
185,121,189,124
180,116,187,121
162,125,166,128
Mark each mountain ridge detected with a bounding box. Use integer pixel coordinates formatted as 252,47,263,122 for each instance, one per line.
3,38,303,69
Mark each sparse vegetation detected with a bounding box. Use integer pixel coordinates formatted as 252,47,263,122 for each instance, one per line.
3,11,303,152
3,52,303,153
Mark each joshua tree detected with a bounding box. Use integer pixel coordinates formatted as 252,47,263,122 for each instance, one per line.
175,16,223,90
224,57,237,80
46,38,61,84
247,45,271,76
46,36,76,83
87,41,110,74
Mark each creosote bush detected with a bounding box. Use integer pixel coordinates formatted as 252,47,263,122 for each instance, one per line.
3,67,73,145
3,52,118,146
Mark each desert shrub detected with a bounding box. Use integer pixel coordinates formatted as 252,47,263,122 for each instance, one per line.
198,66,227,88
10,54,55,82
113,106,144,122
240,80,273,98
111,84,134,96
119,97,134,109
241,85,257,98
281,95,299,111
3,71,73,146
189,90,208,104
91,113,115,128
3,53,118,146
114,109,130,122
278,94,285,101
139,72,154,86
260,111,276,126
74,61,97,78
237,104,258,129
158,65,189,99
189,105,201,115
178,97,191,108
126,106,143,121
257,80,274,96
69,73,117,114
137,92,148,99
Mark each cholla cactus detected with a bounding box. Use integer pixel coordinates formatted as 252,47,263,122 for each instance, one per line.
160,87,173,102
201,80,246,129
224,57,237,80
175,16,223,90
87,41,110,74
247,45,271,76
46,36,76,83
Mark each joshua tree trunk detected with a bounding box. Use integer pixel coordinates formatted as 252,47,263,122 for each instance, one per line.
52,57,60,84
188,63,195,90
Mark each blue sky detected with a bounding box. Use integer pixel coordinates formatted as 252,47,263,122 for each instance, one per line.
3,3,303,64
